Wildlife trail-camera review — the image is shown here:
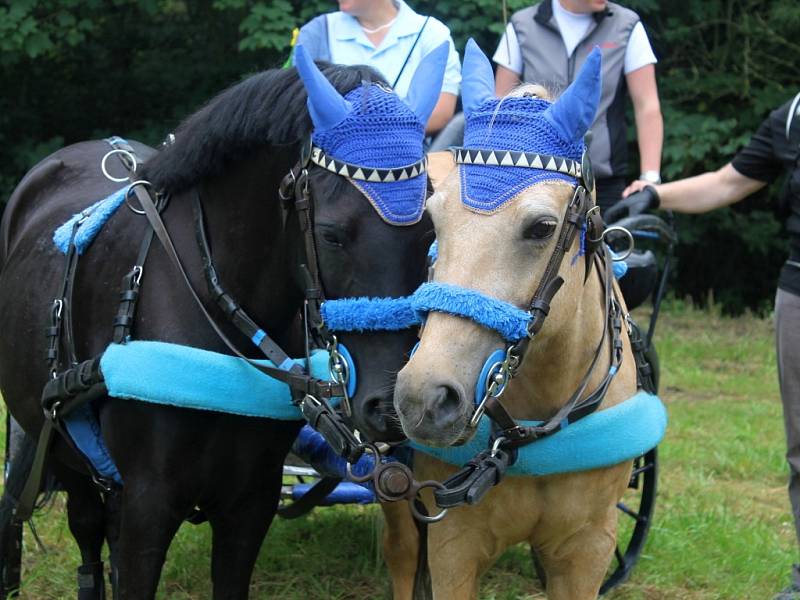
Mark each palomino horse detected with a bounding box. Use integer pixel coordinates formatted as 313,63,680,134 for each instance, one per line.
0,44,447,599
386,42,649,599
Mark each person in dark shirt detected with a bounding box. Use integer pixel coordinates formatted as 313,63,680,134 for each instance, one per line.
609,94,800,600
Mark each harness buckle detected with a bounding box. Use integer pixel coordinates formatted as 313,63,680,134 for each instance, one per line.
279,169,297,201
327,335,352,417
132,265,143,287
91,473,115,494
52,298,64,320
49,400,62,421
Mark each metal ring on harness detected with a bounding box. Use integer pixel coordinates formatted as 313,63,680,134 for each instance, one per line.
125,180,153,215
101,149,138,183
345,442,381,483
600,226,635,261
409,481,449,523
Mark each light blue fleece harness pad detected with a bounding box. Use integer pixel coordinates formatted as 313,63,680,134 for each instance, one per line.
53,184,130,255
412,391,667,476
62,342,338,486
100,341,337,419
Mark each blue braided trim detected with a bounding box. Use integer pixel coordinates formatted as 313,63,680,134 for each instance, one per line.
411,282,531,342
321,296,420,332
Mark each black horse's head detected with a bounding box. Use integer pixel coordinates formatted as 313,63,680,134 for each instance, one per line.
289,44,447,442
141,47,446,443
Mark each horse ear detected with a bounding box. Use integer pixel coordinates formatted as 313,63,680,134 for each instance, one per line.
543,47,602,142
461,39,495,117
404,41,450,125
294,44,352,132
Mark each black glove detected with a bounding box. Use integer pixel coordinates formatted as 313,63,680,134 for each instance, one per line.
604,186,660,223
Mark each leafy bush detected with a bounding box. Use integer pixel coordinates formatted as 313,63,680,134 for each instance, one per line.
1,0,797,313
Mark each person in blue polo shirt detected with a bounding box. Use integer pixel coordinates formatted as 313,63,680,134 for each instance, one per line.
295,0,461,134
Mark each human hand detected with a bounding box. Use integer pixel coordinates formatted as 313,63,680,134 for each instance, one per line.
604,185,660,223
623,179,651,197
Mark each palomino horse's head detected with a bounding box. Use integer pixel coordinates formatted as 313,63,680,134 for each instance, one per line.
394,41,604,446
294,45,445,442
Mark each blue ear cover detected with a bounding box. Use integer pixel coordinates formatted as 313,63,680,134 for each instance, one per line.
404,41,450,125
461,38,496,117
543,47,602,142
295,44,352,132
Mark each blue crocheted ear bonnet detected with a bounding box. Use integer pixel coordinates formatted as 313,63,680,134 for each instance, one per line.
457,40,602,213
295,43,449,225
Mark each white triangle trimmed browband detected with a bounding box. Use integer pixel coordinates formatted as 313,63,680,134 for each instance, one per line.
310,146,428,183
450,147,582,179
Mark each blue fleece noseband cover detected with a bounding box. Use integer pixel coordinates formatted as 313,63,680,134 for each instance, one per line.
321,296,418,332
321,282,532,342
413,282,531,341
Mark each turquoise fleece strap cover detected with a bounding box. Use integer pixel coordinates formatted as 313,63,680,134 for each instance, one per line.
413,391,667,476
53,184,130,255
101,341,337,419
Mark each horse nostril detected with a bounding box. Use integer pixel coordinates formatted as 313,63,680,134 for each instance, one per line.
360,395,398,437
424,384,463,429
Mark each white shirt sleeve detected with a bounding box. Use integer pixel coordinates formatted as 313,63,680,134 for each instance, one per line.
624,21,657,74
493,22,523,75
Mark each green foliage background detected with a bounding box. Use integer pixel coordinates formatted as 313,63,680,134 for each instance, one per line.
1,0,798,313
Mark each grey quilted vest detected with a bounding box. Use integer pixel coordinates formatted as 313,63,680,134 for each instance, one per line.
510,1,641,179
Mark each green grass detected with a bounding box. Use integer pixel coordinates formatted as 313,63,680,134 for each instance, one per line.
2,302,794,598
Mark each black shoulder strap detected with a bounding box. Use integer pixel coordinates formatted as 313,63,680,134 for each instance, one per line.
392,16,431,89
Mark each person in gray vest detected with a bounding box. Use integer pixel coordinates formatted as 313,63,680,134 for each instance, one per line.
609,93,800,600
494,0,662,212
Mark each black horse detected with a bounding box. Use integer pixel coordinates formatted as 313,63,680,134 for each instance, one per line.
0,54,441,598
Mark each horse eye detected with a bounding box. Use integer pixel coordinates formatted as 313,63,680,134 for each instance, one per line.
320,230,345,248
523,218,557,241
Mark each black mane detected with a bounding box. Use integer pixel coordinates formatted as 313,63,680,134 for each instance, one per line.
143,62,387,194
